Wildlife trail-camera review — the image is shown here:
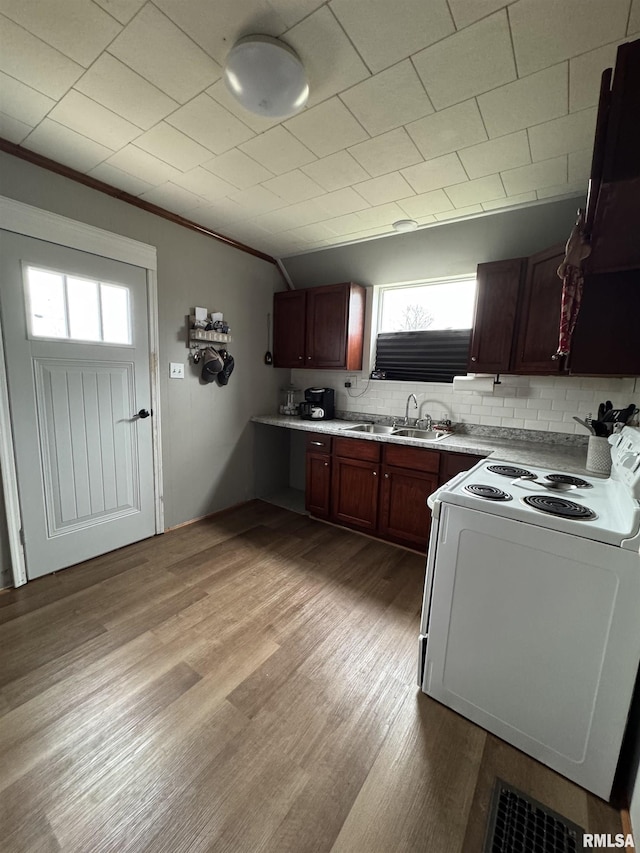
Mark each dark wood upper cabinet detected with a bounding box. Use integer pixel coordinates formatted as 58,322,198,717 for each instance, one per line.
585,38,640,274
468,258,525,373
273,282,365,370
273,290,306,368
512,244,565,374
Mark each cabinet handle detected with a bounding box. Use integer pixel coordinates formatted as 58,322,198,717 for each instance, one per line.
384,473,389,478
298,356,303,360
324,462,329,467
372,471,377,476
311,441,324,446
471,356,477,362
307,356,312,360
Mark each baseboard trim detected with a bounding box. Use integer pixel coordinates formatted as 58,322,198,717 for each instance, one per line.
164,500,257,532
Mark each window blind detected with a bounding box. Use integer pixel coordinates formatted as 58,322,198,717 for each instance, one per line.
374,329,471,383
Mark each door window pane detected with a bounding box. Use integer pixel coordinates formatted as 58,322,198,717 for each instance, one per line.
67,276,101,341
27,267,67,338
100,284,131,344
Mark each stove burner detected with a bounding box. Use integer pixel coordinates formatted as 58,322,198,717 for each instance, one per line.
486,465,534,479
464,484,512,501
545,473,592,488
522,495,596,520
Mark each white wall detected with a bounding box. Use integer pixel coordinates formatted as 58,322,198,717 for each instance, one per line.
0,152,290,583
293,369,639,436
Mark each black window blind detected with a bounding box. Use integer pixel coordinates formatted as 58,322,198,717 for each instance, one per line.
375,329,471,383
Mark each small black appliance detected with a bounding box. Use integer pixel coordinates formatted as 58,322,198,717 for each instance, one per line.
300,387,335,420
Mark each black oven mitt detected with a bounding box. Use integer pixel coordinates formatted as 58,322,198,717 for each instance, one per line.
217,350,235,386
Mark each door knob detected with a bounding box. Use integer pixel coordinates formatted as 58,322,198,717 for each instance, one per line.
136,408,152,419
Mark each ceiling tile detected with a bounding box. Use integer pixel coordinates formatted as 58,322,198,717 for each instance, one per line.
482,191,537,210
340,60,434,137
317,187,370,217
134,123,213,171
153,0,286,65
353,173,415,206
0,14,83,99
0,71,54,125
458,131,531,179
206,79,281,134
330,0,454,73
447,0,514,30
167,93,255,155
434,204,483,221
23,119,112,172
202,149,274,189
284,98,368,157
195,199,247,227
397,189,454,218
0,111,31,143
288,222,338,243
89,161,155,196
406,99,486,161
301,151,370,191
413,11,516,109
444,174,505,207
501,156,567,195
49,90,141,151
324,203,407,235
265,0,326,28
348,128,423,177
139,182,206,215
536,180,586,200
92,0,146,25
108,4,222,104
239,126,316,175
105,145,183,185
0,0,121,68
568,148,592,184
509,0,630,77
528,108,597,162
401,152,467,193
477,64,568,139
284,6,370,107
173,167,237,200
569,40,622,113
228,185,287,214
262,170,326,203
75,54,179,130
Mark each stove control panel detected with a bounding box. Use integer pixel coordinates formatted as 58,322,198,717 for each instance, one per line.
610,427,640,498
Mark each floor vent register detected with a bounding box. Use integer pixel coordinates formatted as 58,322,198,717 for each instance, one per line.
484,780,585,853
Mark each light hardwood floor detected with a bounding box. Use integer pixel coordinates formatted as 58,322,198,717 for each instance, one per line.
0,501,623,852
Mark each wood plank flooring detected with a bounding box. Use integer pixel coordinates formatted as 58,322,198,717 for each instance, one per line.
0,500,623,852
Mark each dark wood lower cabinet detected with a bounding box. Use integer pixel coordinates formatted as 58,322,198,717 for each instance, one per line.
305,452,331,518
330,456,379,531
378,466,438,550
439,451,484,485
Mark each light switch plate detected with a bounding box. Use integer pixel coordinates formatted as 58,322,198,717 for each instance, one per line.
170,362,184,379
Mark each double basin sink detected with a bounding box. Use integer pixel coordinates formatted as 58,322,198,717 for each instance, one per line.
340,423,451,443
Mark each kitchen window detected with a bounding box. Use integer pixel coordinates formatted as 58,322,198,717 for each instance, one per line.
374,276,476,383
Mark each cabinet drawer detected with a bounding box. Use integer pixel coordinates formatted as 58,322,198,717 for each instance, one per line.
306,433,333,453
333,436,381,462
383,443,440,474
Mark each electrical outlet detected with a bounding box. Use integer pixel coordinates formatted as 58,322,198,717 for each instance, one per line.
346,374,357,388
170,362,184,379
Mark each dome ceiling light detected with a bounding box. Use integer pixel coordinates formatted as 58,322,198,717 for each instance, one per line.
223,35,309,119
392,219,419,233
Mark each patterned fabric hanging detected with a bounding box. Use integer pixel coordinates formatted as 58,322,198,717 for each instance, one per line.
555,210,591,358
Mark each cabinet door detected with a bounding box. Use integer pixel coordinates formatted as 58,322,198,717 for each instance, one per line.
468,259,525,373
305,284,350,369
273,290,306,368
379,466,438,551
569,270,640,376
331,456,379,531
512,245,565,374
305,452,331,518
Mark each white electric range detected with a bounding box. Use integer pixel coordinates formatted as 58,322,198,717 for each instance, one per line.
418,426,640,800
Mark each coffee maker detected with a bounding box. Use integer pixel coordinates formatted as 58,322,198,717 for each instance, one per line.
300,387,335,420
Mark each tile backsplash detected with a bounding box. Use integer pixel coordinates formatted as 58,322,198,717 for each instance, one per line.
291,370,639,435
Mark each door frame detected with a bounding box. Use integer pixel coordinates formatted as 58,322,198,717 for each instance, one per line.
0,195,164,587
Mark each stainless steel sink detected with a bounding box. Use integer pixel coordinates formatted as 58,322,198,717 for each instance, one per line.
342,423,396,434
391,428,451,442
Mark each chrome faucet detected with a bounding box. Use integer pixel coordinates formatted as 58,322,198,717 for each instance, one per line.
404,393,418,426
416,413,433,431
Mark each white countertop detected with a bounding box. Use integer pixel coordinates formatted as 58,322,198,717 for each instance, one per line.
252,414,595,477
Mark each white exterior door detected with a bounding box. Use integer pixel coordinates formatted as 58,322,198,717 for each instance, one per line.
0,230,156,580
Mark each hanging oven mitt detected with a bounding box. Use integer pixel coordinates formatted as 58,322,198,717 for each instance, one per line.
217,350,235,386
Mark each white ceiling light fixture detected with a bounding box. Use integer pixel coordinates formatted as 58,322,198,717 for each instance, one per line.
223,35,309,119
392,219,419,232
